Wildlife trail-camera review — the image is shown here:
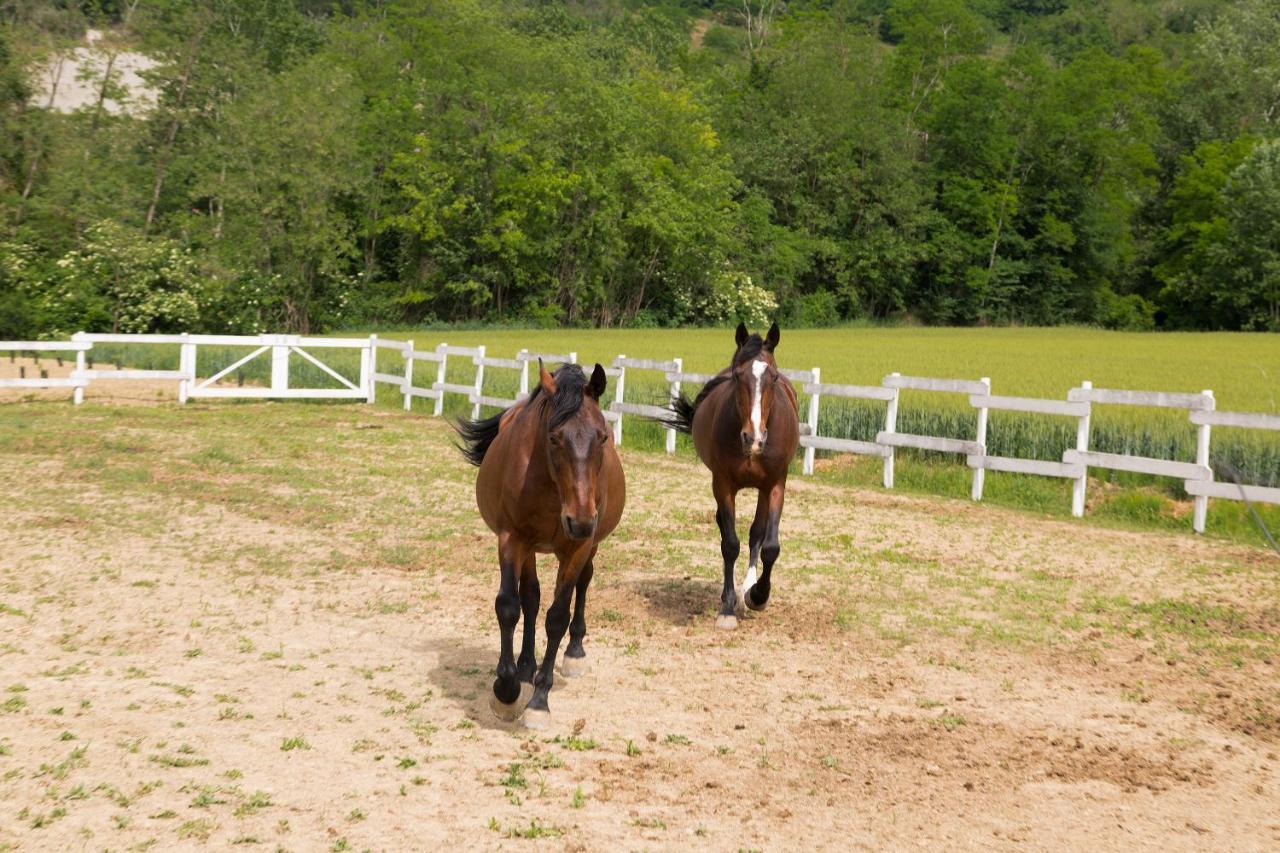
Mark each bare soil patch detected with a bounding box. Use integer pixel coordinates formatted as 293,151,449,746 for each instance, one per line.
1,405,1277,850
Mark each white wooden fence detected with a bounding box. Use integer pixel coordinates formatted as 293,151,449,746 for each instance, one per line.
4,333,1277,534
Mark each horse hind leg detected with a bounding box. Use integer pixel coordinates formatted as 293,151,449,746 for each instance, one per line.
516,555,539,685
560,554,594,679
740,499,767,615
745,484,783,612
523,577,576,730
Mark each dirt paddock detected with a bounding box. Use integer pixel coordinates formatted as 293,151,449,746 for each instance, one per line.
0,397,1277,850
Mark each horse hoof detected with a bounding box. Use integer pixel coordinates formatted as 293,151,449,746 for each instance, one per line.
489,683,533,722
745,585,769,612
715,614,738,630
523,708,551,730
559,656,589,678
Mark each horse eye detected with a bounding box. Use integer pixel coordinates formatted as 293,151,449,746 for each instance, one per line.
548,433,562,447
596,429,608,444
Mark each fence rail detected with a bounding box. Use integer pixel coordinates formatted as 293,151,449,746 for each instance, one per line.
5,332,1278,534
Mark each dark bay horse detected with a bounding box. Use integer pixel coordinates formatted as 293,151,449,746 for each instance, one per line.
665,323,799,629
455,361,625,728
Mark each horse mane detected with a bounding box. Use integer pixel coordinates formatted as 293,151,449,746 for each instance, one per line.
527,363,589,429
453,363,588,466
663,334,766,435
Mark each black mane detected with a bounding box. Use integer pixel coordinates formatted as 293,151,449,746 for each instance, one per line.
525,363,589,429
453,363,587,466
663,335,766,435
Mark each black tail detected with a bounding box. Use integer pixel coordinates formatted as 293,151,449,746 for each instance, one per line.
652,373,730,435
664,390,697,435
452,410,504,466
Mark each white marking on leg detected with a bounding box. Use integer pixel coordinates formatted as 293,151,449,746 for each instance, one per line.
744,557,758,592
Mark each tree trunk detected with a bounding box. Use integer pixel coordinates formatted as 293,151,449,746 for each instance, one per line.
16,53,66,223
90,51,118,132
145,28,206,234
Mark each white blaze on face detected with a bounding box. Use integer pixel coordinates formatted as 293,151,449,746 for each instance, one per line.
749,359,767,441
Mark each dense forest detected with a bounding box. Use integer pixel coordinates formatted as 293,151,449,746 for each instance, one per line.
0,0,1277,335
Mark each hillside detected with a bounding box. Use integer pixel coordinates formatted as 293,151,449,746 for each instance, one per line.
1,0,1277,335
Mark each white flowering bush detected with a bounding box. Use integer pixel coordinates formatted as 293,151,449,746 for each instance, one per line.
702,264,778,327
12,222,204,335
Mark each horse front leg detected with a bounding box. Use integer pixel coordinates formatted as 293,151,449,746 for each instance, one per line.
713,478,740,629
745,481,785,611
524,542,592,729
490,534,530,722
516,553,539,685
560,551,595,678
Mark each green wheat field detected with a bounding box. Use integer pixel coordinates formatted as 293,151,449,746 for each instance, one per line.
73,326,1280,543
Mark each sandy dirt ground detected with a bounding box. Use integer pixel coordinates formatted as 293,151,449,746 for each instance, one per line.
0,403,1278,851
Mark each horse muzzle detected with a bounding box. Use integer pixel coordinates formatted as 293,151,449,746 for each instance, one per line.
562,514,597,540
741,429,768,457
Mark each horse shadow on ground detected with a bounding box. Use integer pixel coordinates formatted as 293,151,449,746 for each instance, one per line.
629,575,720,626
418,629,566,732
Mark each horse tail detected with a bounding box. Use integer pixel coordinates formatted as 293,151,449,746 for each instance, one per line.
664,390,697,435
652,374,729,435
452,409,505,466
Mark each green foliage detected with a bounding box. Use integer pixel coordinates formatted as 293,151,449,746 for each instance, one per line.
0,0,1275,333
3,221,202,335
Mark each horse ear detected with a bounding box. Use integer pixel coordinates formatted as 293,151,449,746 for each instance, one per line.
764,321,780,351
735,322,749,347
538,358,557,395
586,363,607,399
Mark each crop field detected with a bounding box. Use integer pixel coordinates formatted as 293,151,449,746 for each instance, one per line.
65,326,1280,540
1,399,1278,850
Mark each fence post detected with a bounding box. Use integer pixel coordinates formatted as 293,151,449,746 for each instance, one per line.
882,373,900,488
178,333,192,404
613,355,626,446
971,376,991,501
472,344,486,420
403,340,415,412
518,349,530,397
666,357,682,454
1071,380,1092,518
569,351,578,365
363,334,377,404
803,367,820,475
433,343,447,417
72,332,87,406
1193,389,1214,534
268,335,289,395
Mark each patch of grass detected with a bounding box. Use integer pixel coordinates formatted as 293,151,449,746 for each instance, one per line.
280,737,310,752
233,791,272,817
549,734,597,751
505,819,562,839
499,763,527,790
176,818,216,841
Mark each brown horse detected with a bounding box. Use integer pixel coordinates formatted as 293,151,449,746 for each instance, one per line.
665,322,799,629
455,361,625,728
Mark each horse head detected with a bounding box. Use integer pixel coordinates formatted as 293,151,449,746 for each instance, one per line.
730,322,781,456
537,360,610,540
